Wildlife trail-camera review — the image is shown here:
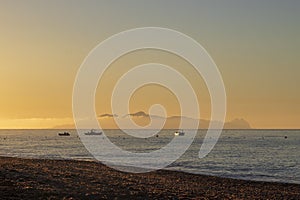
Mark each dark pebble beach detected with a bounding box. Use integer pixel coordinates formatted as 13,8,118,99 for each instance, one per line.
1,156,299,199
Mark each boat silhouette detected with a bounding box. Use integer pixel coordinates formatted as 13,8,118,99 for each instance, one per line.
84,129,102,136
58,132,70,136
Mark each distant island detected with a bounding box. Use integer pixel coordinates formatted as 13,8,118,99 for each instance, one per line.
53,111,251,129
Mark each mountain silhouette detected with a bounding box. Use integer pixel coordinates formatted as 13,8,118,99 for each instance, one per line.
53,111,251,129
98,114,118,118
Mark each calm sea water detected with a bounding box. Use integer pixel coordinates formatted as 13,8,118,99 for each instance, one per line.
0,129,299,184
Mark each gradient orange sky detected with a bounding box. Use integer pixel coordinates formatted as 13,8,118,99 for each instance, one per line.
0,1,299,129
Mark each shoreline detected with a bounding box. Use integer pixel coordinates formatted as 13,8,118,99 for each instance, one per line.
1,156,299,199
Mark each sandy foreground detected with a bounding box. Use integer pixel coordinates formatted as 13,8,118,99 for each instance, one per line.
1,156,299,199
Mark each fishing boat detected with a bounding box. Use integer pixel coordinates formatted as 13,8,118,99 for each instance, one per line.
84,129,102,136
58,132,70,136
174,130,185,136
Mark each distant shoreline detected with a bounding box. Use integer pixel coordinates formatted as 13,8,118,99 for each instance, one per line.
1,156,299,199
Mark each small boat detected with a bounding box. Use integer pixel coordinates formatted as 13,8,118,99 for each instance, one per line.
84,129,102,136
58,132,70,136
174,130,185,136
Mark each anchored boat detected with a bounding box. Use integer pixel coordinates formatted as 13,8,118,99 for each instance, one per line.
84,129,102,136
174,130,185,136
58,132,70,136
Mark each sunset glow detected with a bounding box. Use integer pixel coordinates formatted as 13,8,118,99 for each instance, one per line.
0,1,299,129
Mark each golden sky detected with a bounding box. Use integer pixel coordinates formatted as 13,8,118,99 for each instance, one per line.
0,1,299,129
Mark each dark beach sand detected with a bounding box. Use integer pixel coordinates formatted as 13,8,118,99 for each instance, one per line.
1,157,299,199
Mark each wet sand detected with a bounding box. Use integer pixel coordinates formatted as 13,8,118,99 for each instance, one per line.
1,156,299,199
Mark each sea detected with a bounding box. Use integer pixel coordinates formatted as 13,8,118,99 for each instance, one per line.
0,129,299,184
